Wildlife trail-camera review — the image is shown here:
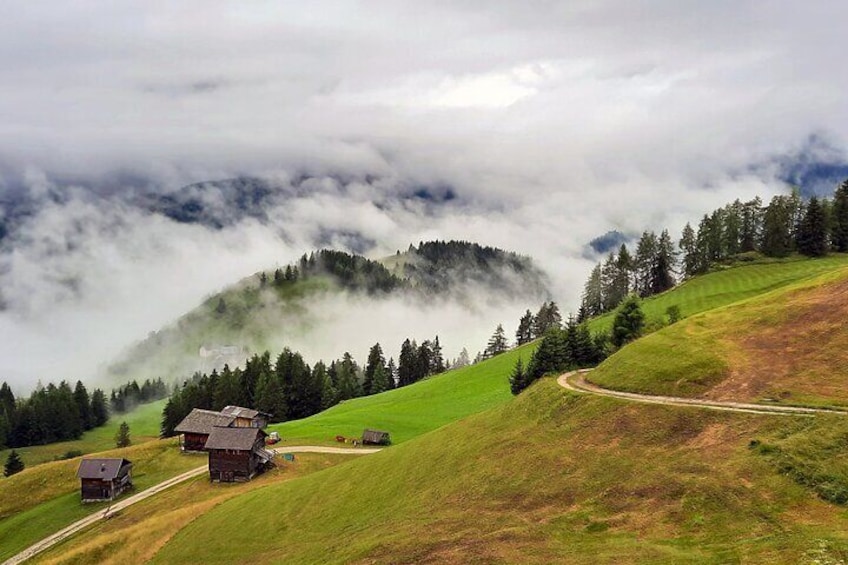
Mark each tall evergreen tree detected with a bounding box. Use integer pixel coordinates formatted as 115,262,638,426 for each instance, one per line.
254,371,287,422
679,222,699,278
335,353,362,400
115,421,131,448
484,324,509,358
634,231,658,297
509,357,527,396
797,196,829,257
650,230,676,295
761,195,794,257
363,343,387,395
431,336,446,374
397,339,417,387
515,310,535,345
740,197,763,252
833,179,848,252
313,361,338,410
73,381,92,431
90,389,108,427
580,264,604,318
533,302,562,335
4,450,24,477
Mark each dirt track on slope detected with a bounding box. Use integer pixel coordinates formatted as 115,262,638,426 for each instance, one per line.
3,446,380,565
558,370,846,416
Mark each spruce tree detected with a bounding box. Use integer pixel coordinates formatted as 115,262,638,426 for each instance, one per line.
484,324,509,358
832,179,848,252
634,231,658,297
363,343,387,395
115,421,131,448
73,380,93,431
90,389,108,427
4,450,24,477
397,339,417,387
509,357,527,395
679,222,699,278
515,310,535,345
431,336,446,374
580,264,604,317
797,196,828,257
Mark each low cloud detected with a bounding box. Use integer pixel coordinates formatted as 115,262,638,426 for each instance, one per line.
1,1,847,388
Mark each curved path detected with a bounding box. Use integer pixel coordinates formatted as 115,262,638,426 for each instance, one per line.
3,445,379,565
558,369,847,416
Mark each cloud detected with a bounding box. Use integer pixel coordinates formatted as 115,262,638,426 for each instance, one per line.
1,1,847,388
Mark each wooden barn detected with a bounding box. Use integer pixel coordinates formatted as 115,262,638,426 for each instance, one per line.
76,458,133,503
220,405,271,428
204,426,275,482
174,408,236,452
362,429,391,445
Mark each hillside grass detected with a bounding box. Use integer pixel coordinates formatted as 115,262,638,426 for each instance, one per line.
0,437,204,562
588,254,848,334
31,453,361,565
0,399,167,469
271,342,537,446
153,380,848,564
590,263,848,405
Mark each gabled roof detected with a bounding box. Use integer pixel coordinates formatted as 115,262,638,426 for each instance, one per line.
174,408,235,434
77,458,132,480
362,429,390,443
221,405,261,419
204,426,267,451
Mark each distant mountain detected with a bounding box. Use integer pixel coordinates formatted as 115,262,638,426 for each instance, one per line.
105,240,550,382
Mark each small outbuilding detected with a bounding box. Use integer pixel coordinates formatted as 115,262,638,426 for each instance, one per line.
174,408,236,452
205,426,275,482
76,458,133,503
220,405,271,429
361,429,391,445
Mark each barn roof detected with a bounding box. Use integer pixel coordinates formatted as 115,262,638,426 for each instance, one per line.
174,408,235,435
221,405,263,419
362,429,390,443
76,458,132,480
204,426,267,451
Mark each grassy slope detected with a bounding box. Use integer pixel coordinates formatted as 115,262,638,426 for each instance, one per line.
588,254,848,334
153,380,848,564
590,263,848,405
31,453,360,565
0,399,167,469
270,343,537,446
0,438,204,561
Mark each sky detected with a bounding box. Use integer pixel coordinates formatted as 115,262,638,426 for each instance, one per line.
1,1,847,389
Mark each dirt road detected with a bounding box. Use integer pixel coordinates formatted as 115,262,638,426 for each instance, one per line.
3,445,379,565
558,369,846,416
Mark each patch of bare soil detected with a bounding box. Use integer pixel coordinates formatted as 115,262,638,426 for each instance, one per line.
704,277,848,403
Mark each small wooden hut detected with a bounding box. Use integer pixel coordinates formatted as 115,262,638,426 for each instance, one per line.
361,429,391,445
174,408,236,452
220,405,271,428
76,458,133,503
205,426,275,482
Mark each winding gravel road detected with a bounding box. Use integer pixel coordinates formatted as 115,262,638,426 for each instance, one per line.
3,445,381,565
558,369,847,416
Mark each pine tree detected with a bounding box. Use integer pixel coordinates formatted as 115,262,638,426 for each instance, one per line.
431,336,446,374
484,324,509,358
509,357,527,395
612,295,645,347
90,389,108,427
634,231,658,297
679,222,699,278
254,371,287,423
797,196,828,257
363,343,387,395
313,361,338,410
832,180,848,252
761,195,793,257
335,353,362,400
650,229,676,295
580,264,604,318
4,450,24,477
454,348,470,369
397,339,417,387
740,197,763,252
115,421,131,448
73,380,93,431
533,302,562,336
515,310,535,345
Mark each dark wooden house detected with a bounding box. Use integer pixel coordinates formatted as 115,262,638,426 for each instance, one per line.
220,405,271,428
76,458,133,503
174,408,236,452
362,429,391,445
205,426,275,482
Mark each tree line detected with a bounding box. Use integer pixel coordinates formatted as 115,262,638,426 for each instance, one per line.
0,377,170,450
160,335,449,437
581,181,848,318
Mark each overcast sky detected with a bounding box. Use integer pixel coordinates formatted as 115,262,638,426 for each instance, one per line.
1,1,847,388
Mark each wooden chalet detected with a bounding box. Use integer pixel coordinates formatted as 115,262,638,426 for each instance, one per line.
204,426,275,482
174,408,236,452
76,458,133,503
220,405,271,428
362,429,391,445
